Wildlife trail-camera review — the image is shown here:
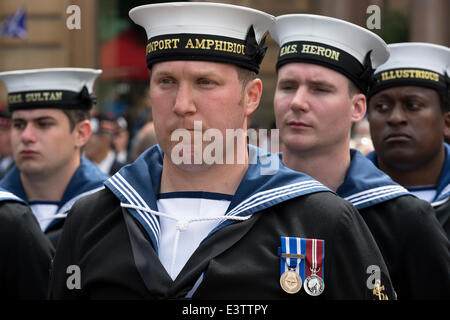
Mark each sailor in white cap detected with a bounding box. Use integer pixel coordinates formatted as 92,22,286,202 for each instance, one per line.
272,15,450,299
50,3,393,300
367,43,450,238
113,116,130,164
84,113,127,176
0,68,109,247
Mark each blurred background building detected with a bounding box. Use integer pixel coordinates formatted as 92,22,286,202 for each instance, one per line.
1,0,449,139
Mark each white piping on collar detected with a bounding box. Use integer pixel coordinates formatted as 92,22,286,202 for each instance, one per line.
37,186,106,225
345,185,408,208
432,196,449,207
226,180,326,217
110,173,161,247
57,186,105,215
0,190,24,202
436,184,450,202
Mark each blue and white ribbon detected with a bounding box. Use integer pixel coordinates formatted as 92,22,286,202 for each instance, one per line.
279,237,306,281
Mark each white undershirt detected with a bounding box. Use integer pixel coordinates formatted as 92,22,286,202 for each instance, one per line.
0,156,13,172
116,150,127,163
156,194,231,280
30,202,59,231
407,187,437,203
96,150,116,175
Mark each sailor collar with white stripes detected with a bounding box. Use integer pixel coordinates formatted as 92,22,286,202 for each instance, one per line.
105,144,331,252
0,157,107,208
434,143,450,205
0,157,107,230
367,143,450,207
337,149,410,210
0,187,26,205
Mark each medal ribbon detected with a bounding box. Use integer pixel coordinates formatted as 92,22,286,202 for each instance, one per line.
279,237,305,280
305,239,324,280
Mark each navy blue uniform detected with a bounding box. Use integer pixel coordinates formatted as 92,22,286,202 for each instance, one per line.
0,188,54,299
49,146,394,299
338,150,450,299
0,157,108,247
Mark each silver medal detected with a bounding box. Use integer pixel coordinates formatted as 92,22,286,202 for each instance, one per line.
304,274,325,296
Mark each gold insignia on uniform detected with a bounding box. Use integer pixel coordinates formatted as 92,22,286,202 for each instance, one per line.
372,279,388,300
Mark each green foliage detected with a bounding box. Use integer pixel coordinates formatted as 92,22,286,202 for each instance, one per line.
373,11,409,44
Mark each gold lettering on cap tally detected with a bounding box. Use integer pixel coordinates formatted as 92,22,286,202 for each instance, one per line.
301,44,340,61
146,38,181,54
185,38,245,55
279,44,298,57
190,38,214,50
147,36,246,56
146,38,245,55
25,91,63,103
8,94,23,104
380,69,439,82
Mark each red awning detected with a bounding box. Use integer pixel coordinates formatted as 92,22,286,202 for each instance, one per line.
100,29,149,81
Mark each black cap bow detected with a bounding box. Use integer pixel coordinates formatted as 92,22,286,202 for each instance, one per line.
245,25,268,67
78,85,97,107
359,51,375,93
443,71,450,111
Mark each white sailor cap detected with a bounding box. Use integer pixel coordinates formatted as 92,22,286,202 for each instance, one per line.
270,14,389,93
0,68,102,112
368,42,450,109
129,2,274,74
90,113,118,135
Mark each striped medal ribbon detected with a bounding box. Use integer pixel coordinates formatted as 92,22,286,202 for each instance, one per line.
279,237,305,294
304,238,325,296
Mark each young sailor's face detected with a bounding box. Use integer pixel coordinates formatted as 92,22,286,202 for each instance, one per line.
274,62,358,154
11,108,79,175
149,60,257,168
368,86,447,170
